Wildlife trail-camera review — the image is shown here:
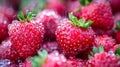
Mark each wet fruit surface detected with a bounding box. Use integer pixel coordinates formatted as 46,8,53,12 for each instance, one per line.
0,0,120,67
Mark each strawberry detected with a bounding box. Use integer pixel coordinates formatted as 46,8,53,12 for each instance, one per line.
0,38,19,62
87,52,120,67
31,50,66,67
8,11,45,60
36,10,61,41
93,35,116,52
40,41,58,53
87,46,120,67
55,13,95,57
80,2,113,30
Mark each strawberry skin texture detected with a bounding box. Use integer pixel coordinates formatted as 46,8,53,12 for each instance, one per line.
94,35,116,52
80,2,113,30
9,21,45,59
0,38,19,62
55,21,95,57
87,52,120,67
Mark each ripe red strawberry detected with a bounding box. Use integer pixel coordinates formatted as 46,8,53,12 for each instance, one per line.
80,2,113,30
40,41,58,53
36,10,61,41
0,38,19,62
55,13,95,57
87,46,120,67
8,11,45,60
87,52,120,67
46,0,65,16
93,35,116,52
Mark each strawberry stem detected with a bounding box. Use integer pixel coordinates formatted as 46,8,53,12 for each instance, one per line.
69,13,93,29
17,12,26,22
79,0,93,6
17,11,36,22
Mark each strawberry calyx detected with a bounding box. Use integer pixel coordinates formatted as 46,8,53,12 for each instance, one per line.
115,46,120,59
115,20,120,32
31,50,48,67
17,11,36,22
69,13,93,29
79,0,93,6
88,46,104,58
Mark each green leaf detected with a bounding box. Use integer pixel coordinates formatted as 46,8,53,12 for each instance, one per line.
69,13,93,29
26,11,36,22
79,0,93,6
115,46,120,58
17,12,26,22
98,46,104,52
78,18,85,27
69,13,79,26
88,46,104,58
31,50,48,67
83,20,93,28
17,11,36,22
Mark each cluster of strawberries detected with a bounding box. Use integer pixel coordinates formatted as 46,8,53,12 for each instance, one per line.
0,0,120,67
